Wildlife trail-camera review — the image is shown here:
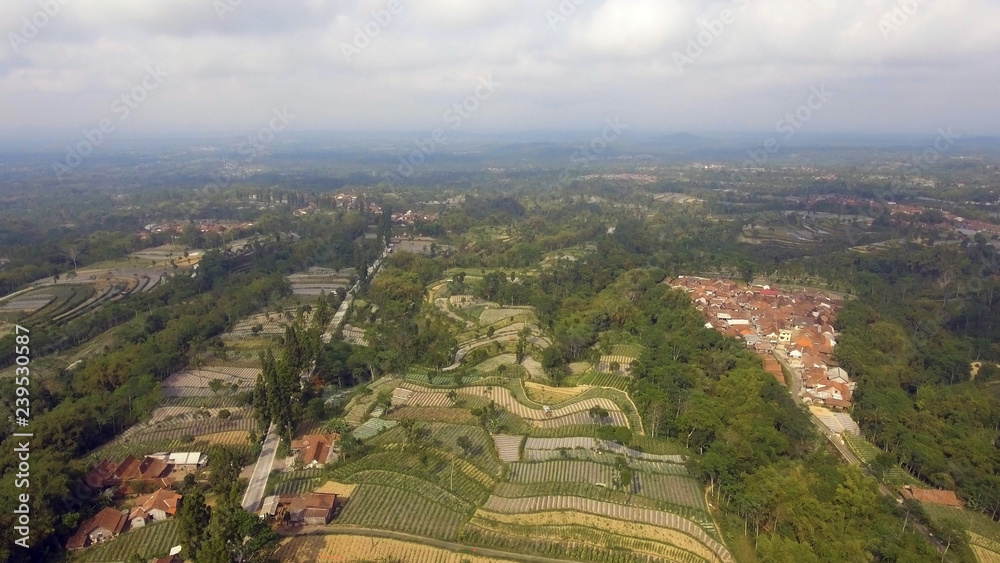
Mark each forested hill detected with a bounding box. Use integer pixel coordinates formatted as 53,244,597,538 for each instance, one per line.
830,243,1000,519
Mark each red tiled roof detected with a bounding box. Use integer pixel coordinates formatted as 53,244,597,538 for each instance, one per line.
900,487,963,507
129,489,182,520
66,508,127,550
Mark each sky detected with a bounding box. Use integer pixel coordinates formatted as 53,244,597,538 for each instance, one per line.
2,0,1000,139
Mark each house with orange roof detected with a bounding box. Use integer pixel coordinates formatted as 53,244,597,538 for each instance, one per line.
291,434,340,468
129,489,182,528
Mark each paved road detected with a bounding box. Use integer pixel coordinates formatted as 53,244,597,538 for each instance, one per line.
322,249,388,343
242,422,279,512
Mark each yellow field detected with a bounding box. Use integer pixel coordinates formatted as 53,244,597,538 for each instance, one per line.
276,534,516,563
973,544,1000,563
524,381,587,404
970,532,1000,563
196,430,250,445
473,509,716,562
315,481,358,497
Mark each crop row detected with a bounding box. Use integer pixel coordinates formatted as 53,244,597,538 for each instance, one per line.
275,534,506,563
460,525,696,563
337,484,468,541
525,437,685,464
578,371,634,391
370,422,503,477
491,435,523,463
346,470,475,514
74,519,178,562
482,496,732,563
492,482,712,530
464,517,710,563
330,450,492,505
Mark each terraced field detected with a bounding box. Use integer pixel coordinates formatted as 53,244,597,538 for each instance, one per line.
272,468,326,495
161,366,259,397
844,433,922,486
481,496,731,562
524,437,685,463
338,484,468,540
276,534,516,563
578,371,634,391
491,435,523,462
370,422,503,477
460,386,623,423
466,510,715,563
330,450,495,506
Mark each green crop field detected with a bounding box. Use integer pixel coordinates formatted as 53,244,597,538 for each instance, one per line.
611,344,644,359
369,422,503,477
330,450,494,505
345,470,475,514
578,371,633,391
337,484,468,541
272,468,325,495
844,433,922,487
73,520,179,562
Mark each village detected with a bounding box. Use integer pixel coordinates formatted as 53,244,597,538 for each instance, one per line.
668,277,859,429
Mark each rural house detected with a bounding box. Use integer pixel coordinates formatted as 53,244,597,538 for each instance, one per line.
66,507,127,550
129,489,182,528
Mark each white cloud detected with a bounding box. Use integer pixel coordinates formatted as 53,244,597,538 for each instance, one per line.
1,0,999,135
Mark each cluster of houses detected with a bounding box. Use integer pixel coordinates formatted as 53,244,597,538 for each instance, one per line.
391,210,439,225
69,432,349,554
67,453,207,550
140,220,253,237
257,433,343,526
331,193,382,215
668,277,856,410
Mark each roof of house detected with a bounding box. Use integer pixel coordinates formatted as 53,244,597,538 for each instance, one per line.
899,487,963,507
291,434,339,466
288,493,338,516
66,507,127,549
85,459,119,489
129,489,182,520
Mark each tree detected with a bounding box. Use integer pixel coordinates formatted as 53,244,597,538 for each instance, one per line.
589,405,610,422
456,435,474,457
198,486,280,563
613,455,634,498
177,487,211,560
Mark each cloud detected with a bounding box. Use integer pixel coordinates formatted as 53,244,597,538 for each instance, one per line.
1,0,999,136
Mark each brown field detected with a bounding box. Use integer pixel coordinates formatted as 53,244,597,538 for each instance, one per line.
387,406,476,424
275,534,514,563
197,430,250,445
524,381,587,404
314,481,358,497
